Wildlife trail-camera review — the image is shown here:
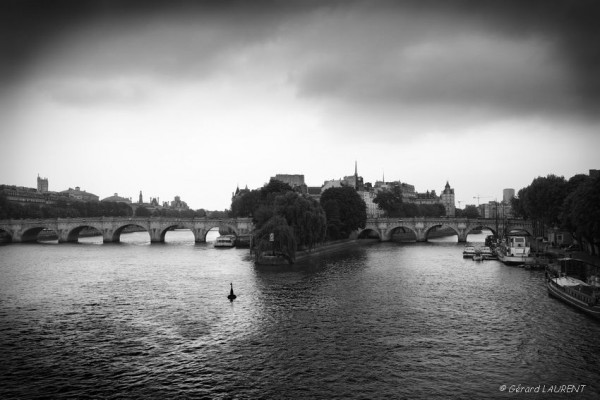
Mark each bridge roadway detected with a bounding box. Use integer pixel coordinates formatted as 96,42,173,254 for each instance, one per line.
0,217,253,243
0,216,533,244
361,217,533,242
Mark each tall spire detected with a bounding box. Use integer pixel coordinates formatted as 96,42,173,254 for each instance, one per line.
354,161,358,190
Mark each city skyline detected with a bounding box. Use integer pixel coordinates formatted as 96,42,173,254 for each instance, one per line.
2,1,599,210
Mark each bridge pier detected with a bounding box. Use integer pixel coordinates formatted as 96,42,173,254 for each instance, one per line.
194,228,207,243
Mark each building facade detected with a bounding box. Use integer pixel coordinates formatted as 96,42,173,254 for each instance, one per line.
60,187,99,202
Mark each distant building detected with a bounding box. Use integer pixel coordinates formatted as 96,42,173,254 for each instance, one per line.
169,195,189,210
60,186,99,202
440,181,456,217
479,201,512,219
101,193,132,204
272,174,305,188
503,188,515,203
360,190,383,218
37,175,48,193
1,185,49,205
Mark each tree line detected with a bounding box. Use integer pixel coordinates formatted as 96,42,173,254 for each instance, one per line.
0,193,212,219
511,172,600,254
230,179,367,262
372,184,448,217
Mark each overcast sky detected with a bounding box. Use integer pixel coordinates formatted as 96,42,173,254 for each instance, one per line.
2,0,599,210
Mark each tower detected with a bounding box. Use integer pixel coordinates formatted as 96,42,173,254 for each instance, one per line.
37,174,48,193
354,161,358,190
503,188,515,203
139,190,143,204
441,181,456,217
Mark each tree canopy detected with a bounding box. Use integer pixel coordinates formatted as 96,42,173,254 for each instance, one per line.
230,179,327,260
320,186,367,240
373,187,447,218
561,173,600,252
512,172,600,254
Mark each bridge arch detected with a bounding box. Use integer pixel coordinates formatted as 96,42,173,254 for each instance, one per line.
357,228,381,240
386,225,419,242
155,222,199,243
21,225,55,243
198,222,241,242
63,224,104,243
0,227,12,243
111,223,150,243
464,223,498,238
506,225,534,237
425,224,459,241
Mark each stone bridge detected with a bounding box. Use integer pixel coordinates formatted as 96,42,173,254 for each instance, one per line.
0,217,253,243
359,217,534,242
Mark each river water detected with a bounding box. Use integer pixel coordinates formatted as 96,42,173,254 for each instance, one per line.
1,230,599,399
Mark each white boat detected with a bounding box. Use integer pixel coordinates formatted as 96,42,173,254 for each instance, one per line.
480,246,495,260
463,246,476,258
214,235,236,248
496,235,535,265
472,250,484,262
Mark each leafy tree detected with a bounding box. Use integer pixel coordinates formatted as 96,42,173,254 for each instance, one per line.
373,186,403,216
510,189,528,219
321,186,366,240
260,179,294,205
463,205,480,219
274,191,326,250
231,190,261,218
562,173,600,254
373,190,401,216
253,215,296,263
521,175,568,226
135,206,151,217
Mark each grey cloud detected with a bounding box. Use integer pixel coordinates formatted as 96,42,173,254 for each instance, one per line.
2,0,599,117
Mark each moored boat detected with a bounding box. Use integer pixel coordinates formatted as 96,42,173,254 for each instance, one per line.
472,250,484,261
547,276,600,319
463,246,476,258
214,235,236,248
496,235,535,265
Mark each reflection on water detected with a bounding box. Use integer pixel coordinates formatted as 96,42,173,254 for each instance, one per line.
1,230,599,399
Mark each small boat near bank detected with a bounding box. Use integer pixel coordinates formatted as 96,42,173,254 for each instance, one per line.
214,235,236,248
463,245,494,260
472,250,484,262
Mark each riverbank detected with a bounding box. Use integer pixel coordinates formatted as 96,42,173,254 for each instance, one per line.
295,238,378,262
256,238,378,265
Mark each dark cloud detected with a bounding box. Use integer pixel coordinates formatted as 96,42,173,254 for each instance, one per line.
2,0,599,117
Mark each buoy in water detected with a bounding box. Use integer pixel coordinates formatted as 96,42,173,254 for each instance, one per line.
227,283,237,301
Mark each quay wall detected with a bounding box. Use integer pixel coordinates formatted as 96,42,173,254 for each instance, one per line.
294,238,377,262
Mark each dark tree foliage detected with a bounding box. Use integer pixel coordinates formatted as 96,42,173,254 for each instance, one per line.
231,190,261,218
253,215,296,263
0,193,136,219
462,205,480,219
510,189,528,219
230,179,292,219
562,173,600,254
321,186,367,240
373,189,403,216
373,188,447,218
135,206,151,217
520,175,569,226
260,179,294,205
274,191,327,250
230,180,327,257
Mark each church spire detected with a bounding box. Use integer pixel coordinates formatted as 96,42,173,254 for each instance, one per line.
354,161,358,190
